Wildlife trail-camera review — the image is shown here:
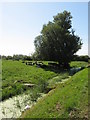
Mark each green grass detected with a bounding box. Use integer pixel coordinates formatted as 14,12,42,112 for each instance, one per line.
21,68,88,119
2,60,56,84
70,61,88,67
1,60,88,102
48,72,69,88
2,60,69,101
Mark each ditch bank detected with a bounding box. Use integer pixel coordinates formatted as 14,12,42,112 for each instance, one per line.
0,75,72,119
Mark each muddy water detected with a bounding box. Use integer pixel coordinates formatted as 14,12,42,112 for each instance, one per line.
0,93,45,119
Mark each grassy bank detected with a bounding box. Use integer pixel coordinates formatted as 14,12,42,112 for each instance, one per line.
2,60,69,101
21,68,88,119
1,60,88,101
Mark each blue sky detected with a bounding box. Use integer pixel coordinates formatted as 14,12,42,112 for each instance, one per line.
0,2,88,56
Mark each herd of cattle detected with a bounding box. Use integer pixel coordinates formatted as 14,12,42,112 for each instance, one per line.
22,61,59,68
22,61,46,68
22,61,89,75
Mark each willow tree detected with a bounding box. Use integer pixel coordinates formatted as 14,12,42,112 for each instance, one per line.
34,11,82,67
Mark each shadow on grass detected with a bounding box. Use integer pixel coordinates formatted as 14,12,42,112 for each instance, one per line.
41,64,70,74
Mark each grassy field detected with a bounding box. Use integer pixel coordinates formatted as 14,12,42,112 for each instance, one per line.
21,68,88,119
1,60,69,101
1,60,88,102
70,61,88,67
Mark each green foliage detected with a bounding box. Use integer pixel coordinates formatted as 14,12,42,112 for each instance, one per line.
72,55,89,62
30,87,41,102
2,83,25,101
70,61,88,68
38,78,49,93
21,68,88,118
48,72,69,88
1,60,58,101
34,11,82,67
1,54,32,61
1,60,88,103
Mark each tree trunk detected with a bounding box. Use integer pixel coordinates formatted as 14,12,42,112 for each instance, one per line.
58,61,70,69
63,62,70,69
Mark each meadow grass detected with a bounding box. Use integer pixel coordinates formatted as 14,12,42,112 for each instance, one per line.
21,68,88,118
70,61,88,67
1,60,68,101
1,60,88,101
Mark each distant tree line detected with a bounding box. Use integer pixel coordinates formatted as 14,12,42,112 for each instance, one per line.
1,54,32,61
31,54,89,62
72,55,89,62
0,54,89,62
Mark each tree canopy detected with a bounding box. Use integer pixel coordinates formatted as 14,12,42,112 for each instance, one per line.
34,10,82,67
